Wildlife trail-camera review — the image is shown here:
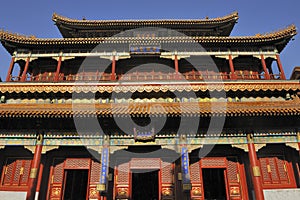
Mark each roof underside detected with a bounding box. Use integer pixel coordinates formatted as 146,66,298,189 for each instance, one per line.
0,25,297,55
0,100,299,118
52,12,239,38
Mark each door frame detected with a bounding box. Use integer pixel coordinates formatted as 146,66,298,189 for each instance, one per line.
47,158,91,200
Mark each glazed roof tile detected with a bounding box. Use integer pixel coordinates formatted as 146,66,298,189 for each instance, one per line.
0,100,299,118
0,81,299,94
0,25,296,45
52,12,239,26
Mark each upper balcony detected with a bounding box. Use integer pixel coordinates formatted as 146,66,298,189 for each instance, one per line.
7,70,282,83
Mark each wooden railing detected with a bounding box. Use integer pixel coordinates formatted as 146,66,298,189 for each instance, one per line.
7,70,282,82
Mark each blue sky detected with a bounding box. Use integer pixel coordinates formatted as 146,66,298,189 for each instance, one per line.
0,0,299,79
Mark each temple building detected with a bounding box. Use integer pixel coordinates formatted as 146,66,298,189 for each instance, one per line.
0,12,300,200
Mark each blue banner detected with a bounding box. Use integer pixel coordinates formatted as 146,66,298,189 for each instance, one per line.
100,148,109,184
181,147,190,184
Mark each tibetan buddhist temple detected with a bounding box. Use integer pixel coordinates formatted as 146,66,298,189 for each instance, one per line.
0,11,299,200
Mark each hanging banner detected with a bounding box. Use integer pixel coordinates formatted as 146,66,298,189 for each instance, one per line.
181,147,191,190
98,147,109,191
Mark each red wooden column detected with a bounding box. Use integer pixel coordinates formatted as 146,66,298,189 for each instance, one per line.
21,57,30,82
275,54,286,80
54,56,62,81
228,55,237,80
260,55,270,80
35,163,44,197
247,133,264,200
174,54,179,80
6,56,15,82
26,133,43,200
111,55,116,81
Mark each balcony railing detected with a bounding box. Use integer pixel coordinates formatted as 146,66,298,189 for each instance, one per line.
7,70,282,82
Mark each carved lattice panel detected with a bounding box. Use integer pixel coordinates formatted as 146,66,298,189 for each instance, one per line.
130,158,160,169
268,158,280,182
20,160,31,186
190,161,201,183
49,159,64,199
12,160,22,185
260,158,271,183
2,158,32,187
226,158,242,199
190,161,202,199
117,162,130,184
90,160,101,184
52,159,64,183
277,159,288,182
161,161,173,184
227,159,238,182
115,161,130,199
64,158,90,169
201,157,226,168
2,158,15,186
259,156,296,189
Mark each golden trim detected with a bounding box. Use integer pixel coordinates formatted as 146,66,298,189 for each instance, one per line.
30,168,38,179
97,184,106,191
267,165,271,173
183,183,192,191
252,166,261,177
247,133,254,143
36,133,43,145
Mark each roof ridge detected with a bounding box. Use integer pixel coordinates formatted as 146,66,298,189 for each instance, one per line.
52,11,239,24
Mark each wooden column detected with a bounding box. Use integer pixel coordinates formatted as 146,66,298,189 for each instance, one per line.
174,55,179,80
228,54,237,80
21,57,30,82
34,162,44,199
54,56,62,81
26,133,43,200
6,56,15,82
260,55,270,80
111,56,116,81
247,133,264,200
275,54,286,80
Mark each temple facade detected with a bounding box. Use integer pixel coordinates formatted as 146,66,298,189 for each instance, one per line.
0,12,299,200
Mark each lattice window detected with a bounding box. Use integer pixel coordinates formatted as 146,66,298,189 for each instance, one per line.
161,161,173,184
64,158,90,169
259,156,295,188
190,161,201,183
117,162,130,184
201,157,226,168
1,158,32,187
52,159,64,184
130,158,160,169
227,159,238,182
90,160,101,183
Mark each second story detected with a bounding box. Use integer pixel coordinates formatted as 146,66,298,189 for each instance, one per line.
0,13,297,83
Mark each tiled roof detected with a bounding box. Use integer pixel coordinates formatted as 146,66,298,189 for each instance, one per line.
0,81,299,94
52,12,239,26
0,25,296,46
0,100,299,118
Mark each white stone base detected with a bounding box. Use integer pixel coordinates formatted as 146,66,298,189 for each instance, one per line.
0,191,26,200
0,191,39,200
264,188,300,200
